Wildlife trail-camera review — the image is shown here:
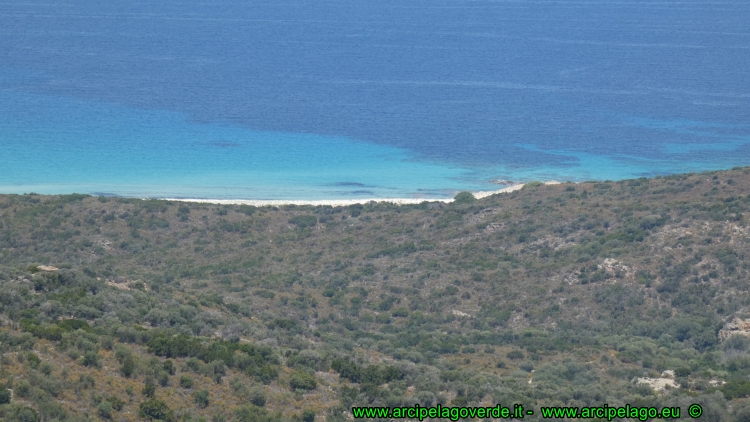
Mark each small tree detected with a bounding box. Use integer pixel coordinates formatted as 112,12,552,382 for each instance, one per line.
163,359,175,375
139,399,174,421
289,371,317,391
289,215,318,228
97,400,113,419
249,386,266,407
82,351,99,367
453,191,476,204
180,375,194,389
506,350,524,360
675,367,692,378
16,407,40,422
121,355,136,377
15,380,31,398
194,389,210,408
523,181,544,189
142,381,156,398
27,352,41,369
301,409,315,422
0,385,10,404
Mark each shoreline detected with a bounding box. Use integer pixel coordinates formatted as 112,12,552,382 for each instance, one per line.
160,181,561,207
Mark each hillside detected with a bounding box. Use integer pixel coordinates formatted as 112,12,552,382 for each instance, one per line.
3,168,750,420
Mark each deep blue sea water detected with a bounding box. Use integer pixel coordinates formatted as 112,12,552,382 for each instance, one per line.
1,0,749,199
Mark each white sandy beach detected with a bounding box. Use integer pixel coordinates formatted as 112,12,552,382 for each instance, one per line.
161,181,562,207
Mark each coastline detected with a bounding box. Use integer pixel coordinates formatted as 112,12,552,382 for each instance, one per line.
160,181,561,207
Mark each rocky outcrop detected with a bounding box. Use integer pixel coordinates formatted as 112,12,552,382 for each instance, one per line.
718,317,750,342
636,371,679,393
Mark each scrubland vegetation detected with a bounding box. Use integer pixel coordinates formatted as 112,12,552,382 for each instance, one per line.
4,168,750,420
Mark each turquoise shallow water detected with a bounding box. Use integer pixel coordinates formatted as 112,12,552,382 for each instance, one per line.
0,90,490,199
0,90,741,200
1,87,748,200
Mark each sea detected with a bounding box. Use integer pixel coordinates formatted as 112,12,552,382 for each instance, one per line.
1,0,749,200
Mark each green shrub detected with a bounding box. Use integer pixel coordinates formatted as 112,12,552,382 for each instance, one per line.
194,389,210,408
16,407,40,422
107,396,126,411
453,191,476,204
147,332,279,383
289,371,317,391
163,359,175,375
115,344,132,361
121,355,136,377
523,181,545,189
26,352,40,369
392,307,409,318
185,357,203,372
38,376,62,397
142,382,156,398
255,290,276,299
301,409,315,422
78,374,95,389
81,350,99,367
101,336,114,350
330,359,402,385
452,396,468,406
238,205,256,215
331,358,362,383
204,360,228,383
507,350,524,360
97,400,113,419
375,314,392,324
369,242,417,258
139,398,174,421
234,405,279,422
289,215,317,228
249,386,266,407
180,375,194,389
15,380,31,398
674,367,691,378
722,380,750,399
0,386,10,404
